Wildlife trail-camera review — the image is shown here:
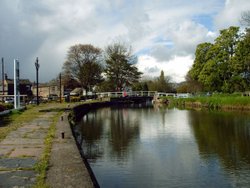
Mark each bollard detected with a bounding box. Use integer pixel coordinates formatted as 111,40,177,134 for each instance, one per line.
61,116,64,121
61,132,65,139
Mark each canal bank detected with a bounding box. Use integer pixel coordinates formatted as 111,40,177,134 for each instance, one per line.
46,112,95,188
0,103,96,187
167,95,250,111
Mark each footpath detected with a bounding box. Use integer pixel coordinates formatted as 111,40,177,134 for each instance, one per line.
0,104,94,188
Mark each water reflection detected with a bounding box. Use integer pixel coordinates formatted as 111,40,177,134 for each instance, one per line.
75,104,152,161
74,110,104,160
74,105,250,188
109,107,140,157
188,110,250,170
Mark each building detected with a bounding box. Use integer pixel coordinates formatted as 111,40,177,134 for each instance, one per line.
31,83,64,100
0,74,32,96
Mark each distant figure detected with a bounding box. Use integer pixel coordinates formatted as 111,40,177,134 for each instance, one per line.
123,91,127,97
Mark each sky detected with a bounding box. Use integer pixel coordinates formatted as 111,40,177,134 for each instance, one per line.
0,0,250,83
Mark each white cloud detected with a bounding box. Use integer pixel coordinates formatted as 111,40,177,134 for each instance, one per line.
214,0,250,29
0,0,249,84
137,55,193,83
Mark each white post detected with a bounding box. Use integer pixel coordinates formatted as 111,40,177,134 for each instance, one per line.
14,59,20,109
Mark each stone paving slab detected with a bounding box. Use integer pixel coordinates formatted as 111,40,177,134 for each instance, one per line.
0,108,57,187
0,105,95,187
0,170,36,188
0,138,45,145
0,146,14,157
9,147,43,158
0,158,36,169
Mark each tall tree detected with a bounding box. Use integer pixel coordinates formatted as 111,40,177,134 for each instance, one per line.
213,26,240,92
157,70,172,92
61,61,79,90
147,71,173,92
184,73,203,93
189,26,241,92
189,42,213,81
65,44,103,91
231,28,250,91
104,42,142,91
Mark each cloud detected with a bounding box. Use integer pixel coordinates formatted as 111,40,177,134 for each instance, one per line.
0,0,249,84
137,55,193,83
214,0,250,29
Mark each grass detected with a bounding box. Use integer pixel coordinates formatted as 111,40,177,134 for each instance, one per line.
33,113,61,188
0,105,41,142
0,103,67,188
169,94,250,110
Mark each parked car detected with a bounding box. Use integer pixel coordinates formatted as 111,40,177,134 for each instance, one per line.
48,94,58,101
29,97,47,104
5,98,14,104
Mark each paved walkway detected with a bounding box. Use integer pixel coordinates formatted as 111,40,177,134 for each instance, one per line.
46,112,94,188
0,108,56,187
0,105,94,188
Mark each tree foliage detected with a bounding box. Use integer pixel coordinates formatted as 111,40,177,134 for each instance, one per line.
104,42,142,91
64,44,103,91
147,70,173,92
188,26,250,93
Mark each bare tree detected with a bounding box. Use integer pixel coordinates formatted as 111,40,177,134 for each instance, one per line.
241,10,250,27
65,44,103,91
61,61,79,90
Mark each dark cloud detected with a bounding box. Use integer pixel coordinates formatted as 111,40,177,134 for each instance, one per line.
0,0,249,83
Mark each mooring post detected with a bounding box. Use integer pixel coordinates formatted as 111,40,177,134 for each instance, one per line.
61,132,65,139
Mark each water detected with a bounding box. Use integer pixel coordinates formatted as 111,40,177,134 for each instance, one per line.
74,104,250,188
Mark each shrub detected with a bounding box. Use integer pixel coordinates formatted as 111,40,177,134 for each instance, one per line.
4,104,14,110
0,104,5,112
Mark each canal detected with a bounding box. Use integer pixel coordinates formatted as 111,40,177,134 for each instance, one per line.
73,103,250,188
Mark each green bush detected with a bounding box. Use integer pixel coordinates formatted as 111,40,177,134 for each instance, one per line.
4,103,14,110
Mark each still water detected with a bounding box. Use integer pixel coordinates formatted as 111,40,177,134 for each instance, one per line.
74,104,250,188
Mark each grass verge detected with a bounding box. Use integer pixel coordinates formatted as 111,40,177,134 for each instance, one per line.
33,112,62,188
169,95,250,110
0,106,41,142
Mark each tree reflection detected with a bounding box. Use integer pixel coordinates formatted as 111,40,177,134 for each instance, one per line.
109,107,140,158
75,110,105,161
74,105,149,161
188,110,250,170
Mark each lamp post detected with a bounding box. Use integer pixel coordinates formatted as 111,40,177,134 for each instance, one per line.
1,58,4,102
59,73,62,103
35,57,39,105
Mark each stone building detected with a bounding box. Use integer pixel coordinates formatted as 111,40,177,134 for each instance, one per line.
31,83,64,100
0,74,32,96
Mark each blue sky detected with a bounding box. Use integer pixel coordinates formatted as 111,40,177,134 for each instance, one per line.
0,0,250,83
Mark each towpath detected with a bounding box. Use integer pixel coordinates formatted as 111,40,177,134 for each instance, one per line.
0,103,94,188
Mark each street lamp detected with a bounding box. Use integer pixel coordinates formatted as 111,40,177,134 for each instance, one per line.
59,73,62,103
35,57,39,105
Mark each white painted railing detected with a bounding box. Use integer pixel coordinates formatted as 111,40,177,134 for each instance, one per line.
95,91,191,99
96,91,157,98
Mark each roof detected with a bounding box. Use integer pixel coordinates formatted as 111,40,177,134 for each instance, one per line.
4,79,32,85
70,88,82,95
